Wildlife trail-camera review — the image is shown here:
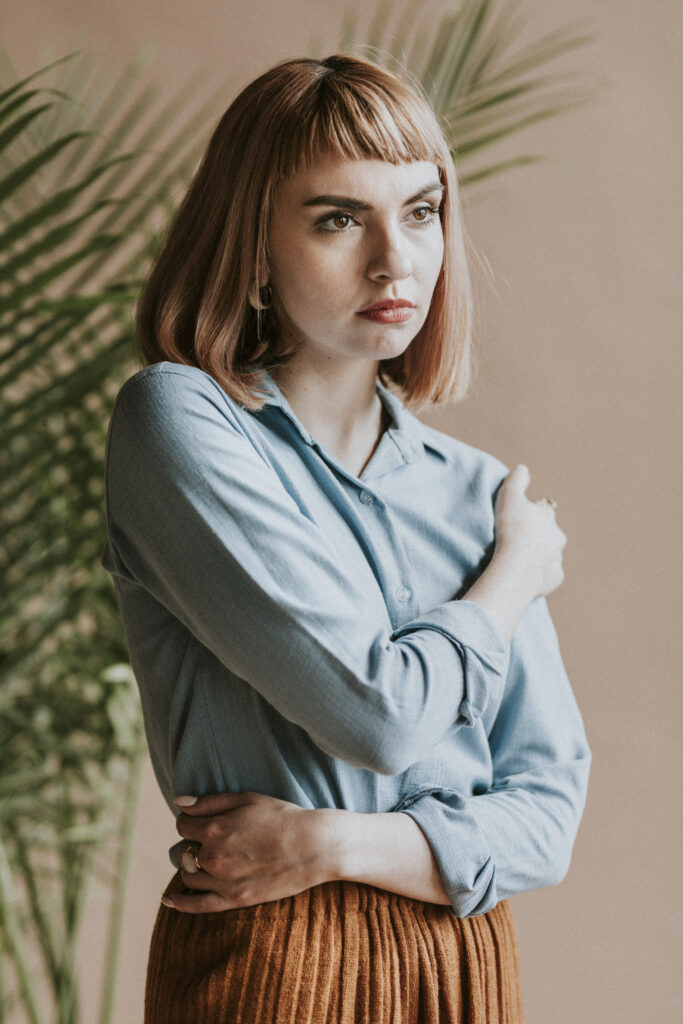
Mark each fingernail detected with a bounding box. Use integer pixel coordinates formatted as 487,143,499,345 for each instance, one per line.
173,795,198,806
161,896,175,908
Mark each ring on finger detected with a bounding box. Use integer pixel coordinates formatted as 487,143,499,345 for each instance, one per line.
541,496,558,510
183,842,201,873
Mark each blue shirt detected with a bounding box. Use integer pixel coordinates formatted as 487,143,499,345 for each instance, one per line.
101,360,591,917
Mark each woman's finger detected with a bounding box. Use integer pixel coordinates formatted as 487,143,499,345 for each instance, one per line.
162,889,234,914
176,809,241,843
176,813,217,841
495,464,530,511
507,464,530,493
173,792,253,815
179,867,221,889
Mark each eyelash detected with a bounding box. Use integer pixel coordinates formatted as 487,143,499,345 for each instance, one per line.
314,203,442,233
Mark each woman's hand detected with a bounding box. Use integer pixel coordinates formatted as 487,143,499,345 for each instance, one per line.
492,463,567,600
163,793,454,912
162,792,337,913
463,464,567,646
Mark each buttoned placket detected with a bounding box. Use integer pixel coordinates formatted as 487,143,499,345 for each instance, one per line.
253,369,425,625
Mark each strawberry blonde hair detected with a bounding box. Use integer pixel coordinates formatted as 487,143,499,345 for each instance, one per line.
136,54,472,411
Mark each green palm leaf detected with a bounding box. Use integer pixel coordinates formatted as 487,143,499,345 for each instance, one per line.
0,46,230,1024
327,0,595,184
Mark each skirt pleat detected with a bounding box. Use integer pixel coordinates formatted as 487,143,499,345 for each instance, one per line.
144,871,525,1023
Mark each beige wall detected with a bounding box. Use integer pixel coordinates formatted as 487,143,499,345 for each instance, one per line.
4,1,682,1021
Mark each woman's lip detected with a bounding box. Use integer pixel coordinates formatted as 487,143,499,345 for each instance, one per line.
356,307,415,324
358,300,415,312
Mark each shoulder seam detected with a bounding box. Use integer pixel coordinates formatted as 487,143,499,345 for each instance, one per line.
116,363,221,405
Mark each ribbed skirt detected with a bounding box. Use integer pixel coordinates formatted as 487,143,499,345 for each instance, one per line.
145,872,525,1023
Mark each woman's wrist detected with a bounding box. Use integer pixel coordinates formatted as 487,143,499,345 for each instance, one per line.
314,808,451,905
313,808,353,883
463,547,538,647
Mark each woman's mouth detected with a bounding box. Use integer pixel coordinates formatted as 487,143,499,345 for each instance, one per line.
356,307,415,324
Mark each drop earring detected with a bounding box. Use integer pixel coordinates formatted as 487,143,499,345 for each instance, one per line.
248,281,271,311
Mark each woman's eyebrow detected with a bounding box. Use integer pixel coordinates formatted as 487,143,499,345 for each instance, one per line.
302,181,445,210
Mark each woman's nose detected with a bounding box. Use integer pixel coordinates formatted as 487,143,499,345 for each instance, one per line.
366,224,412,281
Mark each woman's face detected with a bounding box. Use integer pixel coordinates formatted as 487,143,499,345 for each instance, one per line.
266,153,445,367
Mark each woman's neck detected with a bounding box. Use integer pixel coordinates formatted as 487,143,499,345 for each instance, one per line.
268,359,387,476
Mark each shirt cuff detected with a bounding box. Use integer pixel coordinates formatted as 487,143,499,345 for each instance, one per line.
393,785,498,917
391,600,510,727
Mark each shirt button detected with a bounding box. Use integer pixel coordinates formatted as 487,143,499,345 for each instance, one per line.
396,585,412,602
359,491,375,505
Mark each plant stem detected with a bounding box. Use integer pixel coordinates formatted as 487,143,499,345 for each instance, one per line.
56,786,86,1024
98,751,144,1024
14,837,61,995
0,836,45,1024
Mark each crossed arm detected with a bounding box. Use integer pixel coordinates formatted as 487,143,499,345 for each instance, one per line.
162,470,589,917
105,373,587,917
167,594,591,918
166,794,451,911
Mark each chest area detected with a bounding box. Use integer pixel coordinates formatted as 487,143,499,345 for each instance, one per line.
257,425,496,628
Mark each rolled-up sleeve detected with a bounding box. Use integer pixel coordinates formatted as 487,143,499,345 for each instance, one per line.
103,367,509,776
395,596,591,916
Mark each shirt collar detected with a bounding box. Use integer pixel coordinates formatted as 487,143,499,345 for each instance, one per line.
252,367,450,466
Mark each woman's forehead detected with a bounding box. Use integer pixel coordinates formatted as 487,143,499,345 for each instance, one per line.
273,155,442,203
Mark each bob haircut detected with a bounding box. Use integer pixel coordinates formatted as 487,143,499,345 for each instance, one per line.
136,53,472,411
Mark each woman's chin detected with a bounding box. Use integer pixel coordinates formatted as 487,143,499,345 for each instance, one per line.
372,335,418,361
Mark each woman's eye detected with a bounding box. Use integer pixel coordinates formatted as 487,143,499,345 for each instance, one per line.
316,212,356,232
315,204,441,233
411,204,441,224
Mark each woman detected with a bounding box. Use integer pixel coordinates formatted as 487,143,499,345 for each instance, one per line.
102,54,591,1023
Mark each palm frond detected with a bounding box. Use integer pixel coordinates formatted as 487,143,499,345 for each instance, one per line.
318,0,596,187
0,45,228,1024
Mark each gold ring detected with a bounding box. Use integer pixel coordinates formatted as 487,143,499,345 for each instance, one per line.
541,497,558,510
184,842,201,872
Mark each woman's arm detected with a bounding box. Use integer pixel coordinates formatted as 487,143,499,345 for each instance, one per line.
164,466,577,914
165,793,451,912
105,367,512,776
459,462,565,645
392,595,591,917
169,595,590,916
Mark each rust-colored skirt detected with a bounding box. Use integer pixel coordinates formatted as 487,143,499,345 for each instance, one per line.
145,871,525,1023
